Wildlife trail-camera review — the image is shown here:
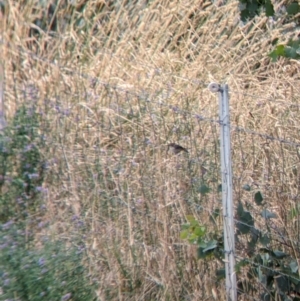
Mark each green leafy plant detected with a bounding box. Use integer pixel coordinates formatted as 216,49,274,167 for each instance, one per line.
269,39,300,61
0,221,96,301
0,103,46,222
180,215,207,244
238,0,274,22
0,101,96,301
235,198,300,299
180,215,223,260
237,0,299,22
181,190,300,300
238,0,300,63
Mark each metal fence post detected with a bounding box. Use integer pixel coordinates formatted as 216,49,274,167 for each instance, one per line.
209,83,237,301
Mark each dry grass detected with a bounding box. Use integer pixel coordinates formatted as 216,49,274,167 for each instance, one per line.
2,0,300,300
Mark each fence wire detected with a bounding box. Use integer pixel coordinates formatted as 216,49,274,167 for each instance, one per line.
3,45,300,301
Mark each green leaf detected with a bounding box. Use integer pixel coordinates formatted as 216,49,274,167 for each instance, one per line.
180,230,188,239
285,46,298,59
194,226,206,237
286,2,300,15
271,38,279,46
198,241,207,248
181,224,190,230
269,40,300,61
216,268,226,279
290,207,300,219
268,49,279,61
274,44,285,56
247,228,260,251
197,245,215,259
261,209,277,219
188,233,198,243
237,210,254,234
197,247,206,259
240,9,249,22
259,233,271,246
275,275,289,292
265,0,274,16
186,215,196,223
237,201,244,216
197,240,219,259
213,208,220,218
287,39,300,48
12,178,25,188
242,184,251,191
272,250,289,259
198,184,210,195
238,0,270,21
290,261,298,273
203,240,218,252
190,219,199,227
254,191,263,205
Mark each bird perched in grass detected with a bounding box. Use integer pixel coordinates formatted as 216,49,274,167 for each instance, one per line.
167,143,188,154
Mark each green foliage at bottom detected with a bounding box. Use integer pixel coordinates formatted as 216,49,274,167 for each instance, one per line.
0,104,46,223
0,222,96,301
0,102,96,300
269,39,300,61
181,196,300,300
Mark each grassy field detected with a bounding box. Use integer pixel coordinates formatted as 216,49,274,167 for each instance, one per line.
2,0,300,300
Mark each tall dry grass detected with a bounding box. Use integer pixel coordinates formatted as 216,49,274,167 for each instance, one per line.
1,0,300,300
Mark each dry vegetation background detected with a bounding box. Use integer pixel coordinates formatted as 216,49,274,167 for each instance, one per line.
2,0,300,300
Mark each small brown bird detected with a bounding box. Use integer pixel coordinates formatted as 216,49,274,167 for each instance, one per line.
167,143,188,155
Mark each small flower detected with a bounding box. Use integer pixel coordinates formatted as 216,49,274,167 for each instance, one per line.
144,138,152,145
28,173,39,179
2,220,14,230
0,243,9,250
23,144,33,152
40,204,47,210
195,114,204,121
63,109,70,116
38,222,45,228
76,244,85,254
38,257,46,267
72,215,79,221
16,198,24,205
61,293,72,301
171,106,179,113
35,186,45,193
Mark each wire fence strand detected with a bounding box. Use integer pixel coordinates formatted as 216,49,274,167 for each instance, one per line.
3,42,300,301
